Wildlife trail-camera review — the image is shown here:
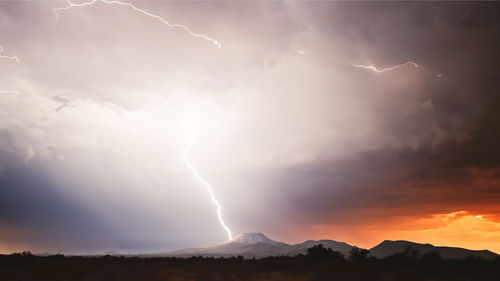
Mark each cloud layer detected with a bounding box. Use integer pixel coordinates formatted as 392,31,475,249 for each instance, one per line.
0,1,499,254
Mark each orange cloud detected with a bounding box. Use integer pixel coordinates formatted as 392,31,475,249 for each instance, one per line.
283,210,500,254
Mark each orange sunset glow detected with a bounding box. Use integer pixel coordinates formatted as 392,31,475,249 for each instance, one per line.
294,210,500,254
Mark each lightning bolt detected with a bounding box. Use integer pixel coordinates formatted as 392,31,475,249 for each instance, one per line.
52,0,222,48
182,135,232,240
354,61,418,73
0,46,20,63
181,97,241,241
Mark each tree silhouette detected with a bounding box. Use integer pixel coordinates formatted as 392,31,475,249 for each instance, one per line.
349,248,370,262
307,244,345,261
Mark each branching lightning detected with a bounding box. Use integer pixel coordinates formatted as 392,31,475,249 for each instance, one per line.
0,45,21,98
52,0,234,241
52,0,222,48
354,61,418,73
0,46,20,63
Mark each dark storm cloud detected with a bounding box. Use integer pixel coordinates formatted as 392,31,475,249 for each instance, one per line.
0,159,118,253
0,155,202,254
273,149,500,224
51,96,76,111
254,2,500,227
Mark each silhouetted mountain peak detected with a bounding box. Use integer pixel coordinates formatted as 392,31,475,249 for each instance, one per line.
229,233,279,245
294,239,355,255
371,240,499,260
157,233,357,258
381,240,431,245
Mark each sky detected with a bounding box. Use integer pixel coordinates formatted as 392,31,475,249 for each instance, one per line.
1,1,500,255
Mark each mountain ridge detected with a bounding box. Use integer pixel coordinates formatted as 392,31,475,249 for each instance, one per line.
370,240,498,260
150,233,355,258
144,233,499,260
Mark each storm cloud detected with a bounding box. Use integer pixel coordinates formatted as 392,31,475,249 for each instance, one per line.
0,1,499,254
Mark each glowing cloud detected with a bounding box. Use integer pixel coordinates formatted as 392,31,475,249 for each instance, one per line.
103,131,138,155
0,90,22,95
51,0,235,241
52,0,222,48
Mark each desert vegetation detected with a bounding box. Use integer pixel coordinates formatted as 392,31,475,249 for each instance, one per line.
1,245,499,281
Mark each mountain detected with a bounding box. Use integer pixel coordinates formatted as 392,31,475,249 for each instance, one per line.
158,233,356,258
162,233,290,258
289,239,355,256
370,240,499,260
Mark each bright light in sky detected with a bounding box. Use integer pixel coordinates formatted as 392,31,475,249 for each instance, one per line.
51,0,233,241
182,106,206,136
183,116,201,136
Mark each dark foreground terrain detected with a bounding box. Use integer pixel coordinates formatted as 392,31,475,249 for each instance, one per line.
1,246,499,281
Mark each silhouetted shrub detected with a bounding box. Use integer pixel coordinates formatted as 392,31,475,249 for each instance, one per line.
11,251,33,257
0,248,498,281
349,248,370,262
307,244,345,261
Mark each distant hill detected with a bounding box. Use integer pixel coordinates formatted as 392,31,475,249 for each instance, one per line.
150,233,356,258
370,240,499,260
289,239,356,256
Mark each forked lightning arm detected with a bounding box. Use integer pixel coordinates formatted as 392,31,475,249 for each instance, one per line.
52,0,222,48
0,46,20,63
354,61,418,73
